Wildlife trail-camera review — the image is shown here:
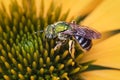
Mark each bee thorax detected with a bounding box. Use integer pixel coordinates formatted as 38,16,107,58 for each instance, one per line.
57,33,68,40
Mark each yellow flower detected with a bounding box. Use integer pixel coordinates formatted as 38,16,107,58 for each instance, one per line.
73,0,120,79
0,0,120,80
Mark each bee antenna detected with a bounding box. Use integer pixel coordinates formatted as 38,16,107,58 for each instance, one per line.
34,30,44,34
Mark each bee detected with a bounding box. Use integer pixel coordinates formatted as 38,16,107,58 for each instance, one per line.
36,21,101,58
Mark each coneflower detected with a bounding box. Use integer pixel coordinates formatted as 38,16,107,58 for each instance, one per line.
0,0,120,80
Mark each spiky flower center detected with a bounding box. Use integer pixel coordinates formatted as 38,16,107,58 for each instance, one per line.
0,0,89,80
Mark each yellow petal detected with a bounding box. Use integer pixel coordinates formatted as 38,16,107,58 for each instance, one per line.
57,0,103,18
81,70,120,80
78,34,120,69
94,30,120,44
36,0,103,20
81,0,120,32
0,0,10,12
36,0,52,15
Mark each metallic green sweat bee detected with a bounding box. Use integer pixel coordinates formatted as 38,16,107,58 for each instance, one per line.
36,21,101,58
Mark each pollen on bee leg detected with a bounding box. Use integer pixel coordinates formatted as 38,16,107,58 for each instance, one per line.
69,40,75,59
54,41,62,51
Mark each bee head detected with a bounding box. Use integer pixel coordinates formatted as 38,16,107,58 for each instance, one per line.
45,21,71,39
45,24,57,39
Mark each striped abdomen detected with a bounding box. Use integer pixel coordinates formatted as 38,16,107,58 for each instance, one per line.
74,36,92,51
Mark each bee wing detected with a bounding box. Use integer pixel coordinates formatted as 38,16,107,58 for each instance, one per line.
72,25,101,39
62,26,101,39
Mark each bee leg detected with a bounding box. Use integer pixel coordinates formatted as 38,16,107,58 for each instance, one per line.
69,40,75,59
69,40,83,67
54,41,62,51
